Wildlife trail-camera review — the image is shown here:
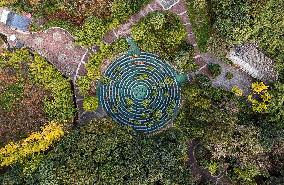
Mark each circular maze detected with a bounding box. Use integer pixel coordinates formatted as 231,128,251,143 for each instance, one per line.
99,52,181,132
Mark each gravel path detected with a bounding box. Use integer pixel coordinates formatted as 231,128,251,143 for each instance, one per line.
202,53,253,95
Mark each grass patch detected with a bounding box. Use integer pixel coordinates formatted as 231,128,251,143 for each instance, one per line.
0,83,24,112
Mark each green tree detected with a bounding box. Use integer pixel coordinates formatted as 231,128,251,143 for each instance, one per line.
75,16,107,46
83,96,99,111
268,83,284,125
131,12,187,59
8,119,194,184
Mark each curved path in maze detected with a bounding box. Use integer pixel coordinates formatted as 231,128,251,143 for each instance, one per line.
99,52,181,132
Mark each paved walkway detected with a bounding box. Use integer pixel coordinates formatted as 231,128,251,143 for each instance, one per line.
0,25,88,81
202,53,253,95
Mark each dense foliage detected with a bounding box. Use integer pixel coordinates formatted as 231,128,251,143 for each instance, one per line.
131,12,187,60
208,63,221,78
1,119,193,184
172,43,197,73
175,81,284,184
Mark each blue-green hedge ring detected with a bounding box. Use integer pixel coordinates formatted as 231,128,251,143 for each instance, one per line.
99,52,181,132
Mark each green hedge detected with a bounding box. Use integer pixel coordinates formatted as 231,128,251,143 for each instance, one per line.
29,54,75,122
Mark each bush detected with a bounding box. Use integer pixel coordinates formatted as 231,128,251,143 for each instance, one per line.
111,0,151,23
225,72,233,80
231,86,243,97
268,83,284,125
86,38,128,84
111,0,132,23
83,96,99,111
208,63,221,78
195,74,212,88
173,45,198,72
76,76,92,96
29,54,75,122
0,82,24,112
248,82,271,113
75,16,108,46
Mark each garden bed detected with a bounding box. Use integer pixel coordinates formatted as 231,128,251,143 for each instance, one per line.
0,49,75,147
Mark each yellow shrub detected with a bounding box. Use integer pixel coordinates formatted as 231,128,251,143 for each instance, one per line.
252,82,269,94
0,122,64,168
248,82,271,113
232,86,243,96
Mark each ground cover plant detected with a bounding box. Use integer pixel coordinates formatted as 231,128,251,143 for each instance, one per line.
0,49,75,167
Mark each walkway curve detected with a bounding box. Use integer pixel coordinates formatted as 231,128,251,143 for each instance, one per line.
102,0,208,74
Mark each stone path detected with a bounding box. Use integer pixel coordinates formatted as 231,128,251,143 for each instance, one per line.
202,53,253,95
26,28,88,79
0,24,88,80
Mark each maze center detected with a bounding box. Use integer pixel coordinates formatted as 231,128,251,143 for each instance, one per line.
132,84,148,100
99,52,182,132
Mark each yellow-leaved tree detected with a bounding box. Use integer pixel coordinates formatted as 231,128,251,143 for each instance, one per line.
248,82,272,113
0,122,64,168
0,0,16,6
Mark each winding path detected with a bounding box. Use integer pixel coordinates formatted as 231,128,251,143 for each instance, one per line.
103,0,208,74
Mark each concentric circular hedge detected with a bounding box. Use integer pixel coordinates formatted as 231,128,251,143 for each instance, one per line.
99,52,181,132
